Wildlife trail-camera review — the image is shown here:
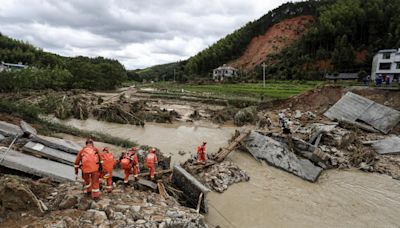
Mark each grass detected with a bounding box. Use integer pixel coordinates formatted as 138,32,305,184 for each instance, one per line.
138,80,323,100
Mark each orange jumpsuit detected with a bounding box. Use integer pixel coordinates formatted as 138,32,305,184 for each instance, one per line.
146,152,158,179
197,145,206,163
120,151,139,183
99,152,115,192
74,145,101,199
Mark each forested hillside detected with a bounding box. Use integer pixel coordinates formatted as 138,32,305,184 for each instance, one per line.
0,33,126,91
268,0,400,79
137,0,400,81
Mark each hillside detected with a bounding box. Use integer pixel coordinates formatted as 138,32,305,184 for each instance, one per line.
0,33,127,91
136,0,400,81
230,15,314,71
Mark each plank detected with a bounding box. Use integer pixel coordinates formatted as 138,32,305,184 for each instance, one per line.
214,128,251,162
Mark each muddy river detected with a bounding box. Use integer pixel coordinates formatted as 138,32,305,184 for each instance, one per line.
57,118,400,227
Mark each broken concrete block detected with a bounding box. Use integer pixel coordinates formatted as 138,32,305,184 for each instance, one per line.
0,134,5,142
372,136,400,155
244,131,323,182
0,148,78,182
324,92,400,134
0,121,23,137
22,141,76,165
172,165,210,213
20,120,37,137
137,178,157,190
31,135,81,154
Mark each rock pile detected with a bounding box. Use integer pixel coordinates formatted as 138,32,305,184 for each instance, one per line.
0,174,207,228
195,161,249,193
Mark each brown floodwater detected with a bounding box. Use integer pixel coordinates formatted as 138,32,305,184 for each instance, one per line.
57,118,400,227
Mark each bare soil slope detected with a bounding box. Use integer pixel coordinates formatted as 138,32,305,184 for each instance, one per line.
230,15,314,71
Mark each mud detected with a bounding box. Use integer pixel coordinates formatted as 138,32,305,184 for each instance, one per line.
206,151,400,228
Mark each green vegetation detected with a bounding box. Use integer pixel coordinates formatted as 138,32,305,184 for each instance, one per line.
0,99,137,147
138,81,323,99
184,1,326,76
128,61,186,82
0,33,127,91
269,0,400,79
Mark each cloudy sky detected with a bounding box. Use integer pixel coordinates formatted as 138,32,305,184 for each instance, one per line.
0,0,294,69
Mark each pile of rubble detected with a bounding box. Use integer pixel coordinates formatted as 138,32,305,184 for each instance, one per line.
243,91,400,182
0,174,207,228
194,161,250,193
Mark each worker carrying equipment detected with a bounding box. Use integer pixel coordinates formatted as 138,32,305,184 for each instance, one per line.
119,147,139,184
74,138,102,199
197,141,207,164
146,148,158,180
99,147,116,193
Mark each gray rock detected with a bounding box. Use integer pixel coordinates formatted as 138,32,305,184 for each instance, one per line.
131,205,141,213
50,220,67,228
59,194,78,209
92,210,108,226
20,120,37,137
0,134,5,141
0,121,23,137
112,211,126,220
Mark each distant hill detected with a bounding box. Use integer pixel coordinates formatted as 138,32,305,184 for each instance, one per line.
138,0,400,81
0,33,127,91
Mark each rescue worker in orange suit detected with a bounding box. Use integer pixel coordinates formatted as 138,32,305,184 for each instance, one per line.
119,147,139,184
146,148,158,180
99,147,116,193
74,139,102,199
197,141,207,164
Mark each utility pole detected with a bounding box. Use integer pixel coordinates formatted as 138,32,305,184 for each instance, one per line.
262,62,266,88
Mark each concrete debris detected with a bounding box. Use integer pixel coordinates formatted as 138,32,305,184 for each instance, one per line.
0,121,23,137
22,141,76,165
0,134,4,141
244,131,323,182
20,120,37,137
172,165,210,213
372,136,400,155
0,174,207,228
195,161,250,193
31,135,81,154
324,92,400,134
0,148,78,182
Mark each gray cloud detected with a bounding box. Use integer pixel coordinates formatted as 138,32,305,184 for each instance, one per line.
0,0,296,69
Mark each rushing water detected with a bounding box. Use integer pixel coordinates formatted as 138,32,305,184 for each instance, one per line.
59,118,400,227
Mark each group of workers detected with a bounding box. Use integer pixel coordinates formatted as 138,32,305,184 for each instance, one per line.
74,139,159,199
74,138,208,199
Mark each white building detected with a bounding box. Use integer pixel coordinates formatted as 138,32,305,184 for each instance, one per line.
212,65,238,81
371,49,400,80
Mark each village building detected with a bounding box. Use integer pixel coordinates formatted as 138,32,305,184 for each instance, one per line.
212,65,238,81
325,72,359,81
371,49,400,80
0,61,28,72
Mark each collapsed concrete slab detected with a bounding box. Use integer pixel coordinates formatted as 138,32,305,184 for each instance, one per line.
0,148,77,182
0,121,23,137
324,92,400,134
31,135,81,154
244,131,323,182
20,120,37,137
172,165,210,213
22,141,76,165
372,136,400,155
